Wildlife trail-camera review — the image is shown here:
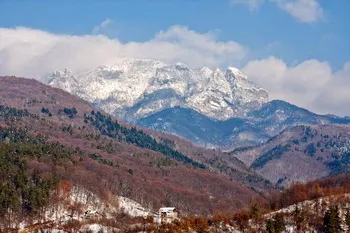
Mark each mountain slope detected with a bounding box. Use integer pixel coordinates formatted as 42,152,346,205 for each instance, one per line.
231,124,350,186
137,101,350,150
0,76,262,219
248,100,350,135
120,174,350,232
137,106,269,149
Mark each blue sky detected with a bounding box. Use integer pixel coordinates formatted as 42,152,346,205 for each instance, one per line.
0,0,349,69
0,0,349,115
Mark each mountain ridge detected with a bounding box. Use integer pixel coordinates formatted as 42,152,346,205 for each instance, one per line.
230,124,350,186
47,58,269,122
138,101,350,150
45,59,350,150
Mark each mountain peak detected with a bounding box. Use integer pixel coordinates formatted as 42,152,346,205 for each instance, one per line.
227,66,248,79
46,59,268,121
174,62,189,70
52,68,73,77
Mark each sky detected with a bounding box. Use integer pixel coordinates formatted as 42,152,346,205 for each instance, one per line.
0,0,349,116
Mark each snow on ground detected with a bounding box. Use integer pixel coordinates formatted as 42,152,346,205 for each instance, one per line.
118,196,153,217
79,223,119,233
42,185,118,223
18,186,153,232
267,193,350,217
264,193,350,233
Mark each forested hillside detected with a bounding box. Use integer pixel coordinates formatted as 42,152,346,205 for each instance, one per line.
1,76,349,232
231,124,350,186
0,76,262,230
120,174,350,232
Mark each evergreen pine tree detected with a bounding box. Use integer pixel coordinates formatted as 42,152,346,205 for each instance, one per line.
323,205,342,233
266,219,275,233
293,205,306,232
266,213,286,233
274,213,286,233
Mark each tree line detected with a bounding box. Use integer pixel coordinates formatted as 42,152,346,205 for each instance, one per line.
84,111,205,169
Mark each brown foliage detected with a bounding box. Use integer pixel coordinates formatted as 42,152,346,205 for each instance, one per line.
269,174,350,210
0,76,260,217
58,179,73,199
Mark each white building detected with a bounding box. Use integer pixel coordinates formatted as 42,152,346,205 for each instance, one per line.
158,207,178,224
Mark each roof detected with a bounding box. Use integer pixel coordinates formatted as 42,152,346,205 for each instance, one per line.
159,207,176,212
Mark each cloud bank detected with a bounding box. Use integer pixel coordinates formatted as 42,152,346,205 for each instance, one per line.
0,26,246,79
0,25,349,116
231,0,324,23
242,57,350,116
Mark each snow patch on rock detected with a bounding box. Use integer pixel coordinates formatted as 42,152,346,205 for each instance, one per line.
46,58,268,121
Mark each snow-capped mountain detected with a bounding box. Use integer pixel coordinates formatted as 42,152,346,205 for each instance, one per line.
45,59,350,150
46,58,268,122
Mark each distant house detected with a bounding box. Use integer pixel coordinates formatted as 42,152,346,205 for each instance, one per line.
158,207,178,224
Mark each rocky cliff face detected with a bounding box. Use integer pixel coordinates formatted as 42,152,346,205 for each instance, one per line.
47,58,268,122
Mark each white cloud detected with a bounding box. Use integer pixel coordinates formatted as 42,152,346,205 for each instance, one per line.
0,26,247,79
0,25,348,116
231,0,324,23
230,0,264,11
92,18,114,34
311,62,350,116
153,26,245,66
242,57,350,116
273,0,324,23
